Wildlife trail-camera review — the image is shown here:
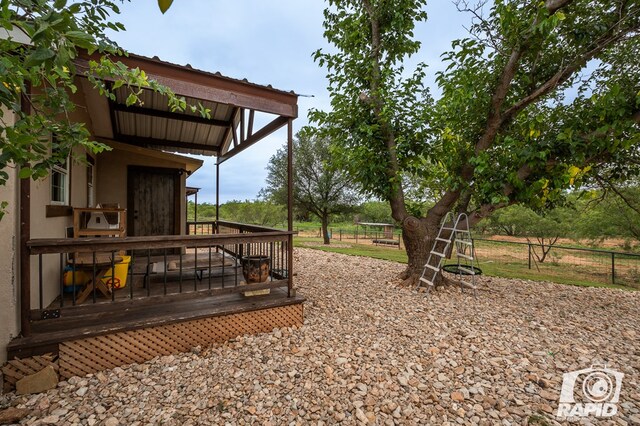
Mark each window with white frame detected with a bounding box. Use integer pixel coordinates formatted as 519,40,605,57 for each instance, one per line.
51,156,69,205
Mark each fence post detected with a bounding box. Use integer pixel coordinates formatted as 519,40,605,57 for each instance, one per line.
611,252,615,285
528,243,532,269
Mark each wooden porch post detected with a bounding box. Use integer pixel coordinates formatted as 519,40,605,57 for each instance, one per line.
19,86,31,337
287,119,294,297
215,163,220,232
194,191,198,223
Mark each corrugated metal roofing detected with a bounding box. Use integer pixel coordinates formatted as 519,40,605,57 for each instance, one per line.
96,52,298,159
113,87,236,156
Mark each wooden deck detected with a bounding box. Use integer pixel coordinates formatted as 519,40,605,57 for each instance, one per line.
8,287,304,359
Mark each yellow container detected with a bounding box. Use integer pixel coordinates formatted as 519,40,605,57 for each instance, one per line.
100,255,131,290
63,268,89,287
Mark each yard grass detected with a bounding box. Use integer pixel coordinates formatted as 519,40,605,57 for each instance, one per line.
294,236,635,291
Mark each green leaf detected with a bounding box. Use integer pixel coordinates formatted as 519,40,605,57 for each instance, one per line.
65,31,95,49
18,167,32,179
125,93,137,106
157,0,174,14
24,47,55,67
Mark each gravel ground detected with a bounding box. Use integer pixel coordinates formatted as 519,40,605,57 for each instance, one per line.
2,247,639,425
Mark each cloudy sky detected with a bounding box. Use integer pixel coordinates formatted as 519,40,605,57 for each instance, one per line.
110,1,472,204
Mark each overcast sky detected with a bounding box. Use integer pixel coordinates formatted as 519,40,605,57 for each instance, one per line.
110,1,472,204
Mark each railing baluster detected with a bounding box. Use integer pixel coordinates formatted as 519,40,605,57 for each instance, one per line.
91,252,97,304
111,250,116,302
194,246,198,291
179,250,183,293
38,254,43,310
129,252,134,300
269,242,274,282
147,249,151,297
222,244,226,288
59,254,64,308
209,245,213,290
163,249,167,296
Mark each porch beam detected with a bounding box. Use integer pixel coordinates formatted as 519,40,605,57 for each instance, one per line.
76,56,298,117
217,115,289,164
111,104,232,127
114,134,221,154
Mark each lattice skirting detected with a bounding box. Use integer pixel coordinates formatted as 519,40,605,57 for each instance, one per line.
2,354,58,393
58,303,303,379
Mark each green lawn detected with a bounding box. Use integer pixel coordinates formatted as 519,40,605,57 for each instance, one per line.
294,237,635,291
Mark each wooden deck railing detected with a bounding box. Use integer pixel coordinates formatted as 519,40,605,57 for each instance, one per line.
186,220,286,235
25,228,294,331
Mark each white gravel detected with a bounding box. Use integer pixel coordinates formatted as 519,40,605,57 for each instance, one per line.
1,247,639,425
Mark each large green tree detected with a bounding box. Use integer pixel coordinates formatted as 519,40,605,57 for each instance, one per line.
261,128,360,244
312,0,640,283
0,0,207,217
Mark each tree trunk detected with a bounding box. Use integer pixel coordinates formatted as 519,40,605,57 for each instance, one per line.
399,217,440,286
321,215,330,245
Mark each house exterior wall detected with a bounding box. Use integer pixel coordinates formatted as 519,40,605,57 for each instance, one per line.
27,85,95,311
4,80,200,357
0,107,20,363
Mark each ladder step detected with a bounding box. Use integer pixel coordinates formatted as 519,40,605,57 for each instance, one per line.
441,227,455,231
459,280,477,289
424,264,439,271
457,266,476,275
457,253,474,260
435,237,450,242
430,251,446,257
419,277,434,286
456,240,473,246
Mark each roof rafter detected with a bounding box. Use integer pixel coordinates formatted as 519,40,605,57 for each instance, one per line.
114,133,221,153
111,104,232,127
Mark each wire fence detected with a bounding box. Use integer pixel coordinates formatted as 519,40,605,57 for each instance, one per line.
472,238,640,289
296,227,640,288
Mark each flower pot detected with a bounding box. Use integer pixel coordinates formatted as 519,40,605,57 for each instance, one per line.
241,256,271,296
241,256,270,283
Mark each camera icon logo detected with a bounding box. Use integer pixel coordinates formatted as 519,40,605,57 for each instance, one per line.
557,365,624,418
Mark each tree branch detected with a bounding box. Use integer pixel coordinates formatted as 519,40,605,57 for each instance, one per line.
503,32,638,121
362,0,410,224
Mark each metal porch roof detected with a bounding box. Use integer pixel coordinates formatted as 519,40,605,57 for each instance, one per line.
79,52,298,160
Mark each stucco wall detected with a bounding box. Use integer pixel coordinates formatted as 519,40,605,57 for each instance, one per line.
28,85,95,311
0,109,20,363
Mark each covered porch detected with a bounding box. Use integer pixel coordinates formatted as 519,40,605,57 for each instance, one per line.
6,53,302,383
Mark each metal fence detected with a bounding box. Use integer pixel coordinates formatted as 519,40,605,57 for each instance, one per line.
472,238,640,289
297,227,404,248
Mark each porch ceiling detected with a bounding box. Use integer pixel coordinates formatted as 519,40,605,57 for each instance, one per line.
79,53,298,160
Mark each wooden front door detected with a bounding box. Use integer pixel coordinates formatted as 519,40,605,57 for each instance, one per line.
128,167,180,237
